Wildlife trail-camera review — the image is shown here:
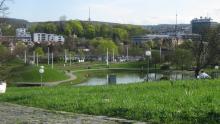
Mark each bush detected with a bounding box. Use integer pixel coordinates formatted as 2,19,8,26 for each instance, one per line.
160,64,170,70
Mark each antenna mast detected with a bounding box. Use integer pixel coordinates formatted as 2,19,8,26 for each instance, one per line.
88,7,91,22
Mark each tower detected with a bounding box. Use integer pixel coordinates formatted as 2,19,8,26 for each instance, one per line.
175,13,178,36
88,7,91,22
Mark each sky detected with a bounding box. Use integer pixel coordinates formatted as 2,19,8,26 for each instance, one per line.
5,0,220,25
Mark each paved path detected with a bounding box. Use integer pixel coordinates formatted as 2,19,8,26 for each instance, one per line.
0,103,145,124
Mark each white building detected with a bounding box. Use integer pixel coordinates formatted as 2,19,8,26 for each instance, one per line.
33,33,47,42
16,28,32,42
33,33,65,43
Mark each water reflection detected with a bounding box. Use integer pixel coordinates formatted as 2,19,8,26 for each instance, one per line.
77,72,194,86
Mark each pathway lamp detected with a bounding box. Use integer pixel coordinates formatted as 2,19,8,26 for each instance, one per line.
146,50,152,82
39,66,45,86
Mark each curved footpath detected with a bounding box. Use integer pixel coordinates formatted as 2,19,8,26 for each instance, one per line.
0,103,145,124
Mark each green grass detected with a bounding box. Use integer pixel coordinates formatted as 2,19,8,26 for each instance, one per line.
0,59,26,81
9,65,69,83
1,80,220,123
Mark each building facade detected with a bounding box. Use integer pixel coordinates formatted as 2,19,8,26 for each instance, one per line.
191,17,217,35
16,28,32,42
33,33,65,43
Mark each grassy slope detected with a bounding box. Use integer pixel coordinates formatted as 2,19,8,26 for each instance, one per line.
9,65,69,82
1,80,220,123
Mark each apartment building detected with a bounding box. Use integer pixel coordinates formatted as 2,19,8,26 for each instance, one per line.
33,33,65,43
16,28,32,42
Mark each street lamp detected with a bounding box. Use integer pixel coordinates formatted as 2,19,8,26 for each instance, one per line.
146,50,152,82
39,66,45,86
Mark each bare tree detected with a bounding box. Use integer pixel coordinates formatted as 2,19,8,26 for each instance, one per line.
0,0,11,17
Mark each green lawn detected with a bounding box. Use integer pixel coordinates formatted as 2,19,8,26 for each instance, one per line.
9,65,69,83
1,80,220,123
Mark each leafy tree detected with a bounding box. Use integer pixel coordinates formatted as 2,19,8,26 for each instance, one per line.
84,24,95,39
29,23,58,34
1,24,15,35
0,43,10,63
94,24,101,37
112,28,128,43
91,38,118,56
151,50,161,64
179,40,193,49
14,41,27,57
171,49,193,69
64,36,77,51
65,20,83,36
128,47,145,56
45,23,57,34
100,24,112,38
192,25,220,77
35,47,44,57
126,25,150,37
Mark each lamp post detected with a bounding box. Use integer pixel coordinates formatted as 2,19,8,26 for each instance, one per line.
146,50,152,82
107,48,109,67
48,47,50,65
39,66,45,87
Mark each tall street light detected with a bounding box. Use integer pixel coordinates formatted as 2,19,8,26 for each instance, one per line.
146,49,152,82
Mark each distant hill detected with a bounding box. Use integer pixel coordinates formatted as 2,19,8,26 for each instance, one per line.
142,24,192,34
0,18,29,28
30,20,141,27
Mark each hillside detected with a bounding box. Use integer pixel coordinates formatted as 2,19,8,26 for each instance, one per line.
0,18,29,28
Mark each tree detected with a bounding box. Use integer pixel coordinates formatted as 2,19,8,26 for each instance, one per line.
64,23,72,36
84,24,95,39
171,49,193,69
91,38,118,56
151,50,161,64
45,23,57,34
14,41,27,57
125,25,150,37
29,23,58,34
65,20,83,36
179,40,193,49
0,0,11,17
112,28,128,43
1,24,15,35
64,36,77,51
35,47,44,57
100,24,112,38
0,43,10,63
192,25,220,77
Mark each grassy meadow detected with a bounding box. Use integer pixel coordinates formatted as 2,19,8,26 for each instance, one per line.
8,65,69,83
1,80,220,123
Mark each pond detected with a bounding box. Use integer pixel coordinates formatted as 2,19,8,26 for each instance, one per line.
77,70,195,86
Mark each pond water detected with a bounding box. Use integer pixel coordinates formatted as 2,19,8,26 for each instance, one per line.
77,70,195,86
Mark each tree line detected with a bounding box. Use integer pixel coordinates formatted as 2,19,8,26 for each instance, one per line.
29,20,150,44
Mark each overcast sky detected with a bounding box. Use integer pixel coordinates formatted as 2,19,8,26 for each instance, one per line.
6,0,220,25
